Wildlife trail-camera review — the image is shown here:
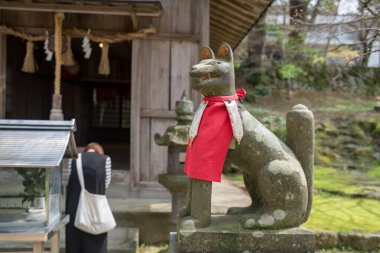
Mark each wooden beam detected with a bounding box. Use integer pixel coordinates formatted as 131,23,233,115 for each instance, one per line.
130,12,139,31
0,233,48,242
141,109,176,119
146,33,200,42
6,27,200,42
0,1,162,16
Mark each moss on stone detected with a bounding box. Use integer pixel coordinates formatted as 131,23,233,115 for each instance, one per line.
314,119,378,170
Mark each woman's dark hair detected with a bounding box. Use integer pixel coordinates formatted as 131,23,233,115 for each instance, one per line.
84,142,104,155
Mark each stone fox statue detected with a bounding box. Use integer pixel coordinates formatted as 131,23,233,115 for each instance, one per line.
180,42,314,230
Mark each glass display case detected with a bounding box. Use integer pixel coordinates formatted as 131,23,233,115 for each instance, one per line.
0,119,77,232
0,166,61,229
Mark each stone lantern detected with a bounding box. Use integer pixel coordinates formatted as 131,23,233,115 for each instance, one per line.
154,93,193,231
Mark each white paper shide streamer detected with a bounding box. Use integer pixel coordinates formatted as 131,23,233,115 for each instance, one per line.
44,31,53,62
82,31,92,59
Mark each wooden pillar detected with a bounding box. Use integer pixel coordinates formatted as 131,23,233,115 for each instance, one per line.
130,39,142,186
0,34,6,119
32,242,44,253
50,232,60,253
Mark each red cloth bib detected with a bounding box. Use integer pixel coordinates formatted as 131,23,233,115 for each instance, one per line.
184,89,246,182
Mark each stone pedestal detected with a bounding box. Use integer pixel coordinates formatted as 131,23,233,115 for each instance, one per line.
178,215,315,253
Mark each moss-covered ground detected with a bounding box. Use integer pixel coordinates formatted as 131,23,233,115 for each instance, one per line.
227,167,380,233
249,90,378,116
313,166,377,196
305,193,380,232
367,165,380,181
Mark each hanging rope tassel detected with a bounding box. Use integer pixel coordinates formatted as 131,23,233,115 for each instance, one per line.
62,35,75,66
22,41,36,73
98,42,110,75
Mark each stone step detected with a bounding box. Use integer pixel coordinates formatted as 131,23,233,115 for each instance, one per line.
0,226,139,253
59,226,139,253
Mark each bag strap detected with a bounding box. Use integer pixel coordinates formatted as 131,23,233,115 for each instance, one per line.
76,153,85,189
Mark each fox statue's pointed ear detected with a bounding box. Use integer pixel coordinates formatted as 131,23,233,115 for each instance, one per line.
200,47,215,60
217,42,233,61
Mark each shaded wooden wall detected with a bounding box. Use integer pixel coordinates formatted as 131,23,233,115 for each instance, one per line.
5,37,53,120
130,0,209,186
0,34,5,118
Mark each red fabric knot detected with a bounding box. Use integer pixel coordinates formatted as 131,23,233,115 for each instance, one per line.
236,88,247,99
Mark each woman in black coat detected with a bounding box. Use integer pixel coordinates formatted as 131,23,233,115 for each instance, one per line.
65,142,112,253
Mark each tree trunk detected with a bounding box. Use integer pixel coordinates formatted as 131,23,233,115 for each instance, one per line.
247,18,266,71
289,0,308,40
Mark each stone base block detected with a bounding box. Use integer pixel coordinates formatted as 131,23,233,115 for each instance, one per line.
178,215,315,253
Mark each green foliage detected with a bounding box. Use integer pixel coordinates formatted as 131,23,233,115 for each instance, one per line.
235,23,380,95
245,73,262,87
244,105,272,117
348,67,380,96
245,104,287,141
17,168,46,206
255,84,271,96
278,63,306,80
262,115,286,141
245,104,286,142
245,91,257,103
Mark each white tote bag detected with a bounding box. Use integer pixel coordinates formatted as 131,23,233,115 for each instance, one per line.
74,153,116,235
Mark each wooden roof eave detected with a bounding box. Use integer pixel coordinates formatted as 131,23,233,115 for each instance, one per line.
0,1,162,17
210,31,240,49
209,0,275,49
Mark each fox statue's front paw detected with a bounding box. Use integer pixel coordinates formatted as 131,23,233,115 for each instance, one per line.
227,205,255,215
